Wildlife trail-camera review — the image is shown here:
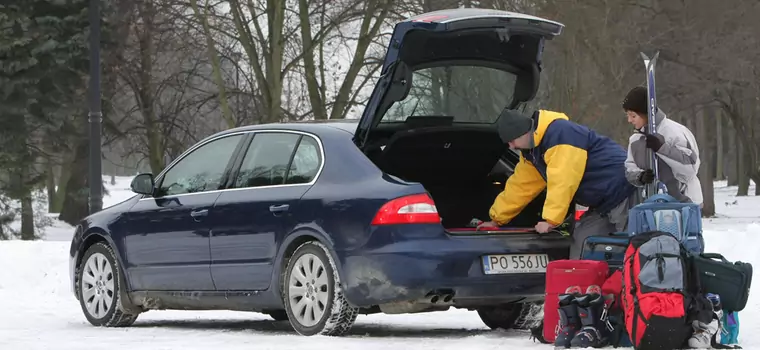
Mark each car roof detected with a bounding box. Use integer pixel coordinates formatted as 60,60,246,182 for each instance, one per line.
205,119,360,140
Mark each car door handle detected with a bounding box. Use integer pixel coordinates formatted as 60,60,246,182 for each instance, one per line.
190,209,209,218
269,204,290,213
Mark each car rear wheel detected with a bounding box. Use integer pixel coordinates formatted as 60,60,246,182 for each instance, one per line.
282,241,358,336
76,242,139,327
478,301,543,330
477,303,523,330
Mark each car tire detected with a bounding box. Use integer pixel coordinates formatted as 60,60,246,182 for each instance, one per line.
515,301,545,330
282,241,358,336
76,242,139,327
477,303,524,330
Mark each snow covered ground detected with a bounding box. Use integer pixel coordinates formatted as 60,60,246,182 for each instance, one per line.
0,177,758,349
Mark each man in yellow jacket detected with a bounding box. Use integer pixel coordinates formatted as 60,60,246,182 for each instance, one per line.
478,109,638,258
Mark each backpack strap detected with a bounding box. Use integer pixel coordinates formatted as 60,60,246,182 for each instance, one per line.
643,210,657,232
602,305,628,349
681,246,702,294
681,207,690,241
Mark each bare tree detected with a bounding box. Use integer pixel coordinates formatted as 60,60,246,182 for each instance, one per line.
111,0,228,174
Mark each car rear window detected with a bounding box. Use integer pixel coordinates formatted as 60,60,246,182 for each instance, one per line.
381,65,517,124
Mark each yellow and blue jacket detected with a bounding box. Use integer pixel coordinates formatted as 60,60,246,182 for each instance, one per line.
489,110,636,226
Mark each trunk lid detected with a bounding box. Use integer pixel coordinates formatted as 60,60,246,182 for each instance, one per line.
354,8,564,147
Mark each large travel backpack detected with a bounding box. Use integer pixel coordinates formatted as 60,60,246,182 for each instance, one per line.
627,194,704,254
621,231,714,350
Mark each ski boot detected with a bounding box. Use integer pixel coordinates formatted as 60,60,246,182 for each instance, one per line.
555,286,582,349
570,285,609,348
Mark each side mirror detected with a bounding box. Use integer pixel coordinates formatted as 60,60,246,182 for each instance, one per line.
130,173,155,195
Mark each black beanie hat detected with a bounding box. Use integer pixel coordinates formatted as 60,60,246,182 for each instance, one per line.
496,108,533,143
622,86,648,115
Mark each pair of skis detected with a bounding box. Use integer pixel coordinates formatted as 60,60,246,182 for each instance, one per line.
640,51,668,197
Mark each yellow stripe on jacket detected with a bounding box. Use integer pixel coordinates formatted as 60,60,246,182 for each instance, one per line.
489,153,546,225
542,144,587,225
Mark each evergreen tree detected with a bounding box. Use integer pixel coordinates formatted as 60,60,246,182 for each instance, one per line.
0,0,90,239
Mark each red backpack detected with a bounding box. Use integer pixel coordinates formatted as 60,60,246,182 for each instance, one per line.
621,231,712,350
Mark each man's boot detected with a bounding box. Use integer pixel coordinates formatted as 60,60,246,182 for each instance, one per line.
555,286,582,348
570,285,609,348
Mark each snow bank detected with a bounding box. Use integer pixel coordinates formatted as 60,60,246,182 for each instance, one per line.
702,222,760,347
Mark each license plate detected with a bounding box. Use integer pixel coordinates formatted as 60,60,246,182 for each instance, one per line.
482,254,549,274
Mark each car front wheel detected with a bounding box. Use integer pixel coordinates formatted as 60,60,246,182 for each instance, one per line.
282,241,358,336
76,242,139,327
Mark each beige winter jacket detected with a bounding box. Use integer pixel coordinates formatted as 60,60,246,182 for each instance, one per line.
625,109,703,205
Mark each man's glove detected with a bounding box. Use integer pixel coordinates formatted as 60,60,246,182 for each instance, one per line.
638,169,655,184
644,133,664,151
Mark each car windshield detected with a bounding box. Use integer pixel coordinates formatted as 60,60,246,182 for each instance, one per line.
381,65,517,123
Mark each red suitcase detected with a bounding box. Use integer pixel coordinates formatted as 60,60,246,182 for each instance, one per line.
542,259,609,343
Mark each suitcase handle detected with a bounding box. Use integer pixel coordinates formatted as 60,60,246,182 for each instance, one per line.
644,193,681,203
701,253,729,263
608,232,631,237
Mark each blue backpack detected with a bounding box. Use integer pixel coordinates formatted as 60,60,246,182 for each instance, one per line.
626,193,704,253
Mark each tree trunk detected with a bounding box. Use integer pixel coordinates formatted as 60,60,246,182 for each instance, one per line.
696,106,715,217
737,134,749,196
297,0,327,120
46,155,56,213
20,189,35,240
59,138,90,226
135,0,167,174
190,0,234,127
725,118,738,185
753,174,760,195
715,110,724,180
53,155,72,213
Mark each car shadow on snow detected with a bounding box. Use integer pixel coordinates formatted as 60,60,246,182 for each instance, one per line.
128,319,526,338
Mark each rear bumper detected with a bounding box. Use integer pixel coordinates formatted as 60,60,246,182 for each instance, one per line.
338,230,570,308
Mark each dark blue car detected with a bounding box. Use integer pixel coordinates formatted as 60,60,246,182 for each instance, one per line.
69,8,574,336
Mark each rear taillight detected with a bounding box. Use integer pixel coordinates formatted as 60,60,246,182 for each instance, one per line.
574,208,587,221
371,193,441,225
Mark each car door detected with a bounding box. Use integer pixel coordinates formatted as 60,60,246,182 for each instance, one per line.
124,133,247,291
209,130,323,291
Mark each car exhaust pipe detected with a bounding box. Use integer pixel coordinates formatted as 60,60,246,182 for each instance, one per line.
426,290,455,304
430,294,440,303
429,293,454,304
442,293,453,303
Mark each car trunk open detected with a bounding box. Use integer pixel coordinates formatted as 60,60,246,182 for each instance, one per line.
355,9,565,232
368,123,548,231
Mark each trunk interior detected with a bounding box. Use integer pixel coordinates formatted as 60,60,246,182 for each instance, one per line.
364,122,546,229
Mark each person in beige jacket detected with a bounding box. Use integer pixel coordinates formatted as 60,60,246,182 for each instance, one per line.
621,86,703,205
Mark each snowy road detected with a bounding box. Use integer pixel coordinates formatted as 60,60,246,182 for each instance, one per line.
0,179,758,349
0,240,542,350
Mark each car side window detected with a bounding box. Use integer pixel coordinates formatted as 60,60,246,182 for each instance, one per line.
156,134,244,197
233,132,300,188
285,136,321,184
